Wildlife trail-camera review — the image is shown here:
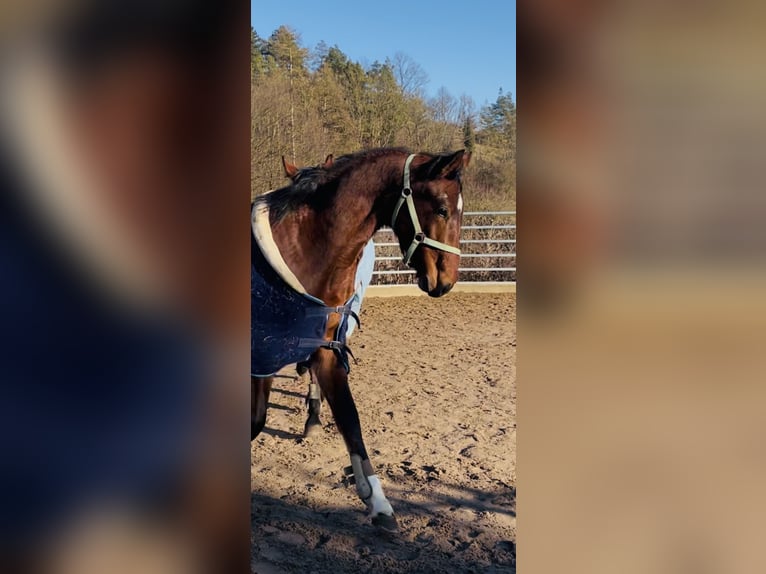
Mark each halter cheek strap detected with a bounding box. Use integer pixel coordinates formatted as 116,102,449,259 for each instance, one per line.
390,154,462,266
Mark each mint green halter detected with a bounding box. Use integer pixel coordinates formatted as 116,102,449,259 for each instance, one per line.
391,154,462,266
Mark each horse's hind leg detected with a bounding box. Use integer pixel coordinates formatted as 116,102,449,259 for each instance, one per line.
312,349,397,532
251,376,273,440
299,360,322,437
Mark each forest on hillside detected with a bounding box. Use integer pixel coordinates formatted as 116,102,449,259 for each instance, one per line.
251,26,515,210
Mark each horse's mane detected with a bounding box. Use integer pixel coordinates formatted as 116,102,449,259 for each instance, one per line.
256,147,411,222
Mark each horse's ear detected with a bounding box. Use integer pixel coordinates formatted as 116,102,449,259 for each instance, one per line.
414,150,469,180
282,156,299,179
323,154,334,168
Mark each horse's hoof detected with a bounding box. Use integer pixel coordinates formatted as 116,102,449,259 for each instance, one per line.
372,513,398,533
303,422,321,437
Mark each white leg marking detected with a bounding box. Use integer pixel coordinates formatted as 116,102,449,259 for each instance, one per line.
457,193,463,213
365,475,394,516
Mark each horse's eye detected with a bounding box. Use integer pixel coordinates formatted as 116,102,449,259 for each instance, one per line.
435,206,449,219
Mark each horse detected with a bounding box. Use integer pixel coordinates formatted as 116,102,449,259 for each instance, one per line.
280,154,374,438
252,147,469,532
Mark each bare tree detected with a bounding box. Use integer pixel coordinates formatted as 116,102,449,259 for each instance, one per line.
431,86,457,123
458,94,477,124
390,52,429,97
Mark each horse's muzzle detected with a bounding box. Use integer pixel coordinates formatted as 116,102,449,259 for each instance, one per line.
419,275,453,297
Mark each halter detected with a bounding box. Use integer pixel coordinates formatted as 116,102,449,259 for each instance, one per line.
390,154,462,266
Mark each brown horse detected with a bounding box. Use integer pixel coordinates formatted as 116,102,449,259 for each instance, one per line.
252,147,469,531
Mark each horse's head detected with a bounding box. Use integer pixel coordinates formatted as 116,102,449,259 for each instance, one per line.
392,150,470,297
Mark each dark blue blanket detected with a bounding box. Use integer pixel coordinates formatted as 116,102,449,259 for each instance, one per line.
251,234,373,377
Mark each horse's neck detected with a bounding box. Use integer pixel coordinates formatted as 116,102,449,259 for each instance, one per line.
271,178,386,305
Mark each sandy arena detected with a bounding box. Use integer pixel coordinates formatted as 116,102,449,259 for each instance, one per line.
251,292,516,574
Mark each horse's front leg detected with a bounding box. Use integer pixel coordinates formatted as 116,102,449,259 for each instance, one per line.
251,375,273,440
298,360,322,437
312,349,397,531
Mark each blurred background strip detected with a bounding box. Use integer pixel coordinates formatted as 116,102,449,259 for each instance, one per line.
519,2,766,573
0,2,250,573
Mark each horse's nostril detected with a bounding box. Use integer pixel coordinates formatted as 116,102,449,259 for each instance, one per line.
427,282,453,298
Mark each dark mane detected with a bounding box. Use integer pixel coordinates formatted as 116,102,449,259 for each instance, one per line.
256,147,411,222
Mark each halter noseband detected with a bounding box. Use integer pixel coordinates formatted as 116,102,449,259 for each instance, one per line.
390,154,462,266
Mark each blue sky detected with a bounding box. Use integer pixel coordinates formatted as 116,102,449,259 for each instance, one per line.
251,0,515,108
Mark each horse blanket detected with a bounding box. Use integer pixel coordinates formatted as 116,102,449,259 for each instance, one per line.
251,201,374,377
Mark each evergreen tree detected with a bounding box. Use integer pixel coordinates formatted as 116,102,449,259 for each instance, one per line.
264,26,308,74
480,88,516,156
251,28,266,78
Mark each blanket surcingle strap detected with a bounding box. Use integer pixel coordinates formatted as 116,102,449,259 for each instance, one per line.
251,201,369,378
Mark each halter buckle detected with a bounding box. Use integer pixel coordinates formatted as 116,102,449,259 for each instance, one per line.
414,232,425,243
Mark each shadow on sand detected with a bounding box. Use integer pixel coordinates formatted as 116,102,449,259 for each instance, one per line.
251,472,515,574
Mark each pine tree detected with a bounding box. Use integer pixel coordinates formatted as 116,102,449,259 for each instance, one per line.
264,26,308,75
479,88,516,158
251,28,266,79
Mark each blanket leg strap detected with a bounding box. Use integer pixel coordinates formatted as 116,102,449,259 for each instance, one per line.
298,338,356,372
